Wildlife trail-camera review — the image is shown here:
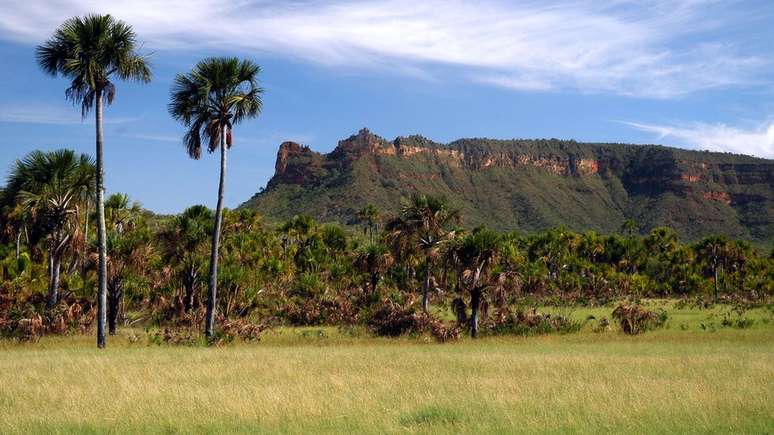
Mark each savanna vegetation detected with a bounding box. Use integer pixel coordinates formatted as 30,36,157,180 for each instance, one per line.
2,168,772,344
1,12,773,434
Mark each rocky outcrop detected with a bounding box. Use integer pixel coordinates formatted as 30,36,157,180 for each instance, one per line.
275,141,307,174
244,128,774,244
269,141,323,188
271,129,608,181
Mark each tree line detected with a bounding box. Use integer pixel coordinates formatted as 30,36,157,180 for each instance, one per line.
1,174,772,341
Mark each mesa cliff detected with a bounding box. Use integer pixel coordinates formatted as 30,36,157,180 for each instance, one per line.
243,128,774,243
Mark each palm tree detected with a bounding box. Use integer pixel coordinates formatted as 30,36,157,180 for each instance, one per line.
388,193,459,312
5,150,95,309
356,204,380,242
100,193,144,334
695,236,733,302
453,228,501,338
37,14,151,348
2,203,28,260
169,57,263,338
105,193,141,234
160,205,214,315
620,218,638,237
355,242,393,293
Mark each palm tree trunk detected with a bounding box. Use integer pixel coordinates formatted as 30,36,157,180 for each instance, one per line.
46,246,61,309
107,280,122,336
470,265,484,338
371,271,379,294
422,259,431,313
15,230,21,260
95,89,108,349
84,199,89,242
205,129,228,338
470,288,481,338
82,199,89,279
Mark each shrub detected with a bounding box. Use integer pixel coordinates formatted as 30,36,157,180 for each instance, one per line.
486,308,582,336
281,294,360,326
612,303,667,335
147,327,200,346
592,317,610,333
0,292,95,341
215,318,270,344
719,311,755,329
367,299,460,342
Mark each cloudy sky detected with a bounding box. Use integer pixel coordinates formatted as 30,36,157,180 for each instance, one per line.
0,0,772,213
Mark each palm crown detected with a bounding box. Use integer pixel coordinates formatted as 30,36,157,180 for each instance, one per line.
9,150,93,242
394,193,459,251
168,57,263,159
36,14,151,117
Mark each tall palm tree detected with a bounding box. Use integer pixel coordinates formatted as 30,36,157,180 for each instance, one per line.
388,193,459,312
37,14,151,348
5,150,95,309
169,57,263,338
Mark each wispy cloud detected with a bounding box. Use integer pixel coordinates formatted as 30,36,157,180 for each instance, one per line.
621,120,774,159
0,0,769,98
0,103,137,125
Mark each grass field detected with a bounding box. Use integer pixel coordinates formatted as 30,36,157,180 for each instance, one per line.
1,303,773,434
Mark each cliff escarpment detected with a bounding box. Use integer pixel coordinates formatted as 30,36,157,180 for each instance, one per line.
243,128,774,243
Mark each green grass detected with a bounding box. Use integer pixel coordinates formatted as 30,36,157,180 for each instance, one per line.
1,304,773,434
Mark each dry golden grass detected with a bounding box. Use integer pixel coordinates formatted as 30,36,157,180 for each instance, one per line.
1,325,773,434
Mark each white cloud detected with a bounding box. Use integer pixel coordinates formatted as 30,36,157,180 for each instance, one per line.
621,120,774,159
0,0,768,98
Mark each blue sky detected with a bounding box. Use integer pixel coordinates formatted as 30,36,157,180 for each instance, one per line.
1,0,773,214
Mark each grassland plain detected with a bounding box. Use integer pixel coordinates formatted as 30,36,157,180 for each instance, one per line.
1,304,773,434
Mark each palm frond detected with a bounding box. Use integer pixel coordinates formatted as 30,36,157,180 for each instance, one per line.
169,57,263,158
36,14,151,118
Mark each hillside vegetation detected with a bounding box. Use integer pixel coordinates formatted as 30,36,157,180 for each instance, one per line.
243,129,774,244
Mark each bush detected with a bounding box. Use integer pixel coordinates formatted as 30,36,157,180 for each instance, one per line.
719,310,755,329
486,308,582,336
281,294,360,326
367,299,460,342
612,304,667,335
0,289,95,341
147,327,201,346
215,318,270,344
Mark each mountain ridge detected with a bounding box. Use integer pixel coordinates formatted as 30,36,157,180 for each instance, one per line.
242,128,774,244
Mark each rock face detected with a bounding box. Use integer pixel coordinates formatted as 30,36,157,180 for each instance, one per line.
243,128,774,244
